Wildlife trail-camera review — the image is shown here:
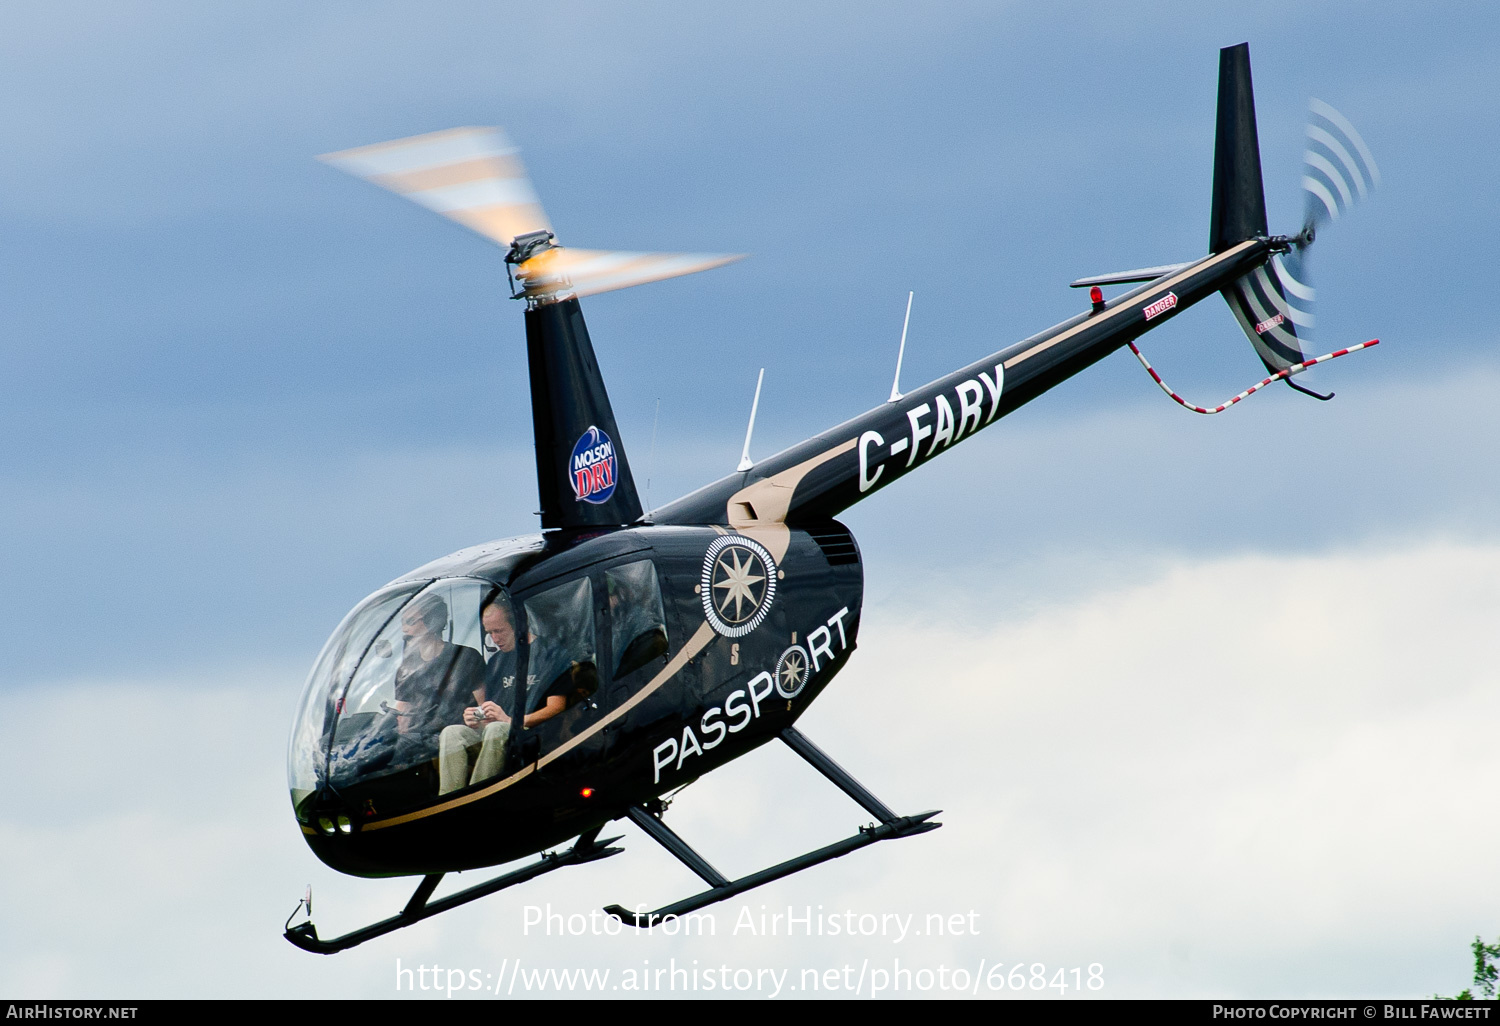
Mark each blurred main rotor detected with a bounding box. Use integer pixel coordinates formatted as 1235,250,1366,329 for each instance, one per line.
320,127,740,304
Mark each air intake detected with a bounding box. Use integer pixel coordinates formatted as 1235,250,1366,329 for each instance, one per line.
805,522,860,567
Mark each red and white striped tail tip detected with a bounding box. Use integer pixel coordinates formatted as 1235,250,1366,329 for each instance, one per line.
1127,339,1379,414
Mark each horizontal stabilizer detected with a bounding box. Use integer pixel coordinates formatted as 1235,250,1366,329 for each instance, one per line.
1069,262,1192,289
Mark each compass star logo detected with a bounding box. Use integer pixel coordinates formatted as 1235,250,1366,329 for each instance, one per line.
700,535,778,638
775,644,810,698
713,547,765,621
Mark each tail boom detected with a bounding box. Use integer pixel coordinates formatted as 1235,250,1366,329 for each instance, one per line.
653,43,1373,533
653,239,1272,530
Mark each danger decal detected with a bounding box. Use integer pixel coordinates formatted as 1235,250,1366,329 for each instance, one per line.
1142,292,1178,321
1254,313,1284,335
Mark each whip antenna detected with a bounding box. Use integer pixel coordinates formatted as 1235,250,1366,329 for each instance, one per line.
889,291,913,403
737,368,765,472
646,397,661,510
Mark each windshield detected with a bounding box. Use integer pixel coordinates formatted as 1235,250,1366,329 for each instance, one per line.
289,577,519,826
287,581,424,822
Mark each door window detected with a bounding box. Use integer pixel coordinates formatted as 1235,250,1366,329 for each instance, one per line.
522,576,598,721
607,559,669,679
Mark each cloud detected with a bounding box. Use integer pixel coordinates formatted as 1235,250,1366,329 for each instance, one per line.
3,538,1495,998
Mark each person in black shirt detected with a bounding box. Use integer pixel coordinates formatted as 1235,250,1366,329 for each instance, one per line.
390,595,483,773
437,596,570,793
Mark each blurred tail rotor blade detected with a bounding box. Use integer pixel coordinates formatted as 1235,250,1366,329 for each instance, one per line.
1221,98,1377,390
319,127,552,250
1302,99,1380,228
516,248,743,299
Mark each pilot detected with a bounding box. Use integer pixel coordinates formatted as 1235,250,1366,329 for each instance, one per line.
437,597,571,795
390,595,483,771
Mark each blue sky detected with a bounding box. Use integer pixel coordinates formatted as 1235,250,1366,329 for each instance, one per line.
2,2,1498,999
3,2,1497,679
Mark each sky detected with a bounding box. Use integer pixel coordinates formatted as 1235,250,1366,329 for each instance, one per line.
2,0,1498,1000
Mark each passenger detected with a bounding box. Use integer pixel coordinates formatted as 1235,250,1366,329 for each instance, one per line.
608,571,668,678
390,595,483,772
437,598,571,794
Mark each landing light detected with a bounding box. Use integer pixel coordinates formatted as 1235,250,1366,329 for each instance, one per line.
317,816,335,836
337,815,353,835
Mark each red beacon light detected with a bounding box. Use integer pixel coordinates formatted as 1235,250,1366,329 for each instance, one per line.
579,787,595,799
1089,286,1105,313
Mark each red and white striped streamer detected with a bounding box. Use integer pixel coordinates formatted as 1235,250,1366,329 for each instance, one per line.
1126,339,1380,414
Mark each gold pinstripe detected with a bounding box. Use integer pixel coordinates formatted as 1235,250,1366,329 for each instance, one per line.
726,439,857,562
362,621,717,831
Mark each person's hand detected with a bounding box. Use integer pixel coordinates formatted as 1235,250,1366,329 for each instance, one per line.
463,706,483,728
478,701,508,725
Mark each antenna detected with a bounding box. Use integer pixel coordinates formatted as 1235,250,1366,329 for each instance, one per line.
737,368,765,472
646,397,661,510
889,291,913,403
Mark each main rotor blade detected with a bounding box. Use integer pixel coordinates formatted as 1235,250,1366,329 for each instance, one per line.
516,248,743,299
319,127,552,250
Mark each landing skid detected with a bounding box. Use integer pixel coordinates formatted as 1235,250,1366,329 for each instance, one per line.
284,828,623,955
603,727,940,927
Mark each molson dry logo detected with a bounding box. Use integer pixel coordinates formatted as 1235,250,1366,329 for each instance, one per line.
570,426,617,504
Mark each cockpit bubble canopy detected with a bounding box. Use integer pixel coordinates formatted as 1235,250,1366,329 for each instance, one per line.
287,577,513,823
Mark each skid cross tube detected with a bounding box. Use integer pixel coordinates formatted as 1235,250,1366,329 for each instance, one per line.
284,829,623,955
625,806,730,887
780,726,898,823
603,729,939,928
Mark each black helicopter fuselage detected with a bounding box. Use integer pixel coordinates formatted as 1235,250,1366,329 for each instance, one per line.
297,236,1276,879
302,520,862,877
285,44,1373,953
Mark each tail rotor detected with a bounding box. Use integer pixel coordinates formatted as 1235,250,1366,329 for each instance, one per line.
1271,99,1381,354
1301,98,1381,231
1222,96,1379,398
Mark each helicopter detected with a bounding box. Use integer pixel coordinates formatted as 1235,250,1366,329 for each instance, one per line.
284,42,1381,954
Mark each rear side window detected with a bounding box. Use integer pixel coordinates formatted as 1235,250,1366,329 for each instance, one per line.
607,559,669,679
523,577,598,714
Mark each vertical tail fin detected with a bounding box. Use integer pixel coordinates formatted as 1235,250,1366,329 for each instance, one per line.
526,298,644,530
1210,43,1316,379
1209,43,1268,255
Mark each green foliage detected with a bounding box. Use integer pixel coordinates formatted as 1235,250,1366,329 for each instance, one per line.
1474,935,1500,1001
1436,935,1500,1001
